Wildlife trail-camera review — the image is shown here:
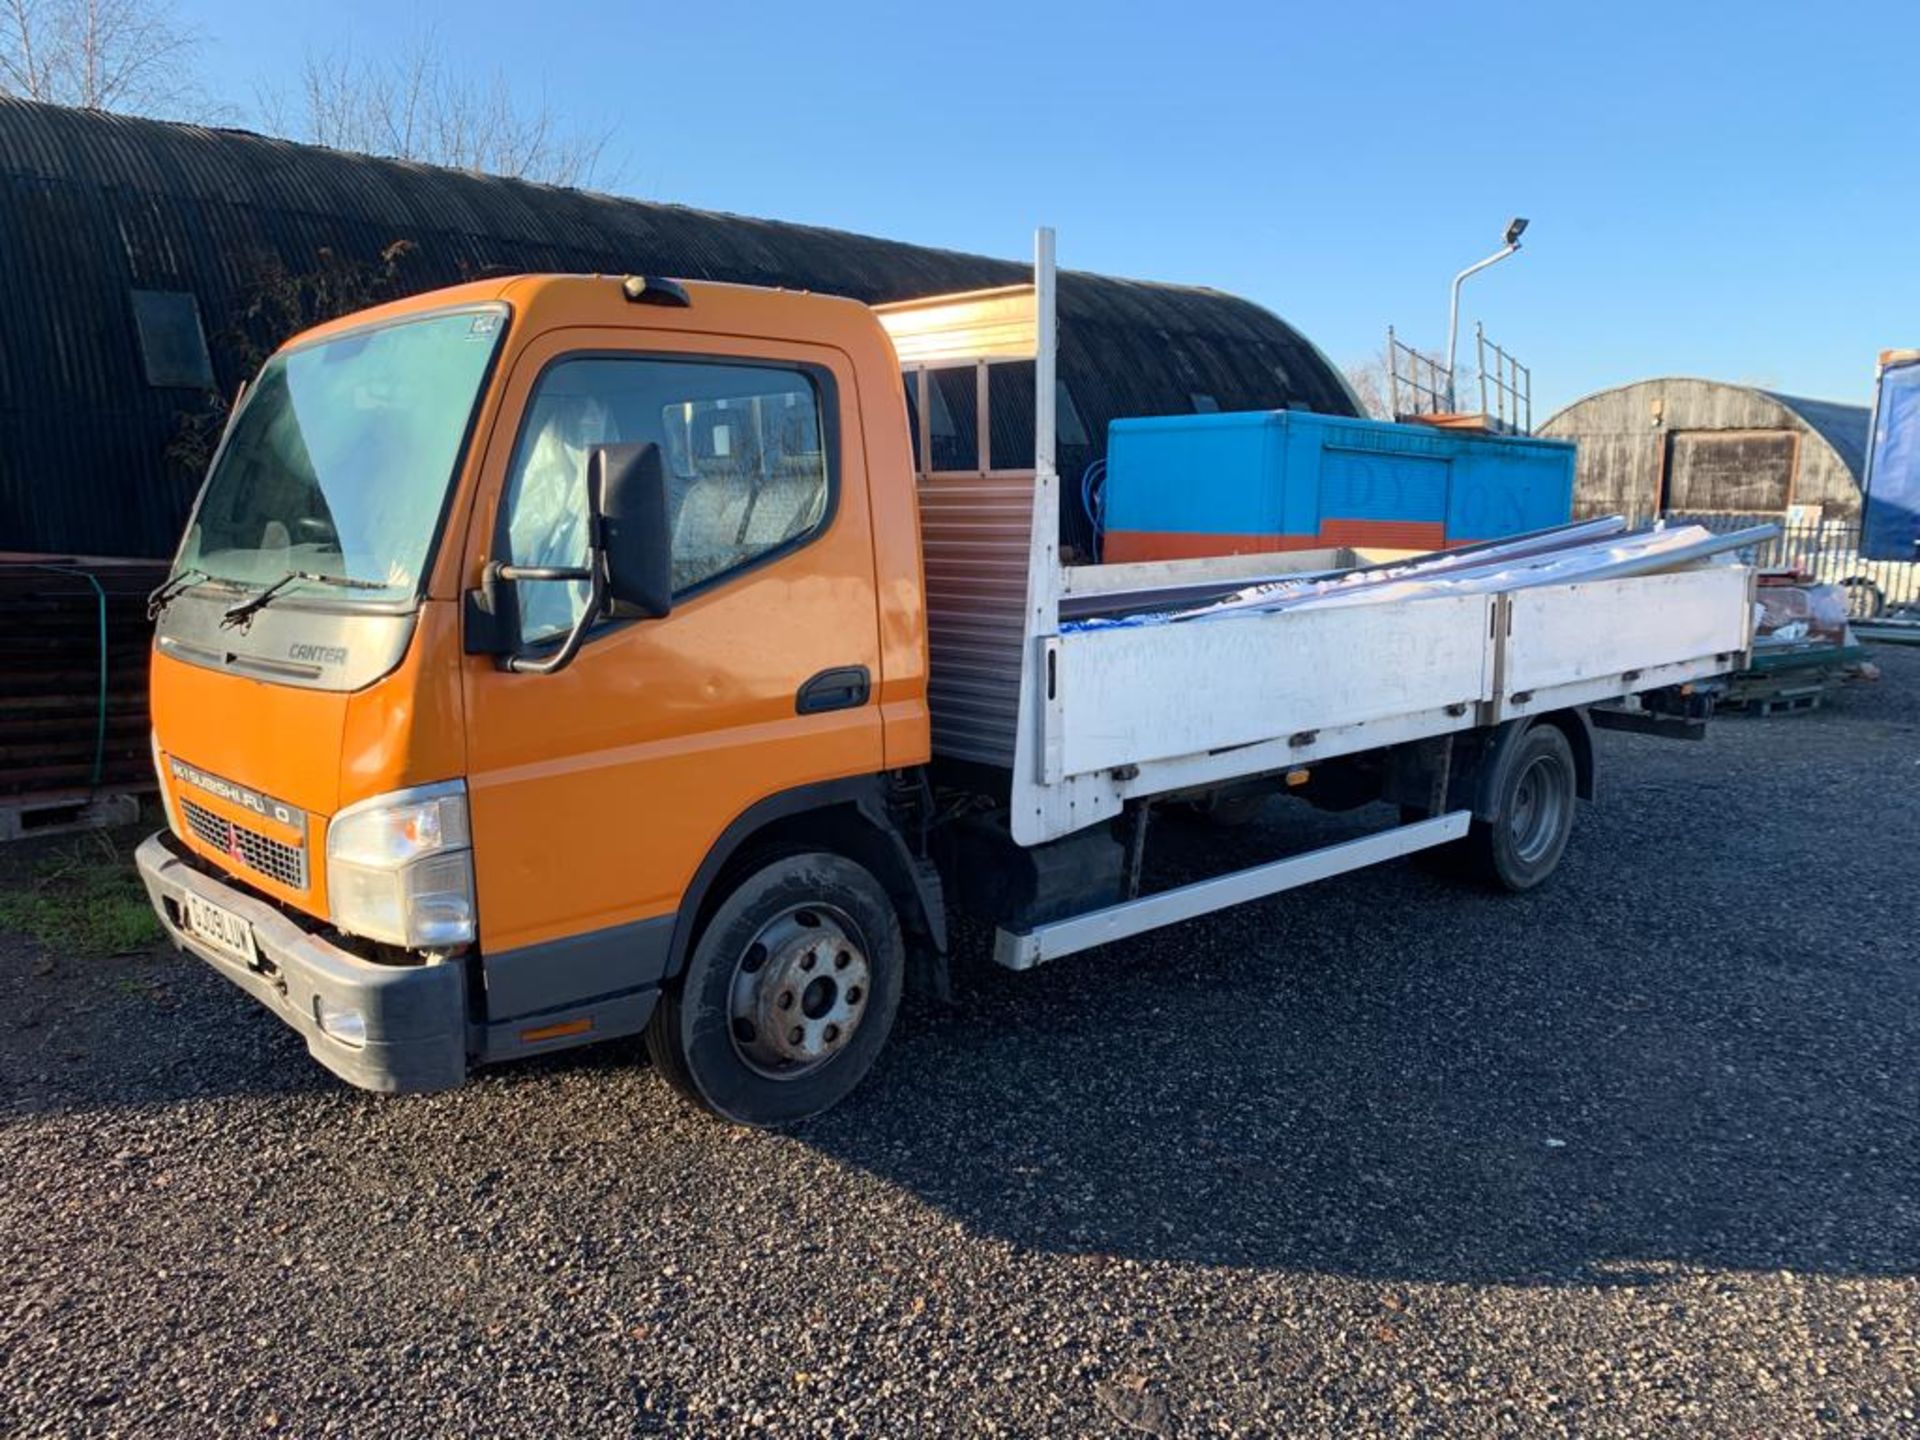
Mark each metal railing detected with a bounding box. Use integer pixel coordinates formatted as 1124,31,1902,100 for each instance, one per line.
1386,327,1450,420
1476,323,1531,434
1666,510,1920,619
1387,325,1533,434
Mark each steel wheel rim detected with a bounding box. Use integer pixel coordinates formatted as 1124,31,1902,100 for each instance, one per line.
1508,752,1569,865
726,902,872,1080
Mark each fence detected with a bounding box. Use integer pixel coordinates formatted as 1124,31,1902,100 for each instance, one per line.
1663,511,1920,619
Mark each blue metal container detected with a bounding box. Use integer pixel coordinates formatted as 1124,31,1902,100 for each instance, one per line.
1102,410,1576,562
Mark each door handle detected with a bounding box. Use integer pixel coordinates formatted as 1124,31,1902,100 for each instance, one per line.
796,666,872,715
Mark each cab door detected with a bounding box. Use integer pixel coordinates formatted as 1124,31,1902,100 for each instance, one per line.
458,324,884,990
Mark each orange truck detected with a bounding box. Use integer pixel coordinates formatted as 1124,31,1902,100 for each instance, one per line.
137,232,1761,1124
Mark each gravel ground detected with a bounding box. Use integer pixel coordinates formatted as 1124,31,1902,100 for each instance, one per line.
3,651,1917,1438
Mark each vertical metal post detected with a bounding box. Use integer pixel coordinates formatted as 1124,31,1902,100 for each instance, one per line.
1861,354,1886,540
1445,278,1461,411
1124,800,1153,899
1027,226,1063,787
913,367,930,476
975,359,991,476
1034,226,1057,485
1386,326,1400,419
1476,322,1488,422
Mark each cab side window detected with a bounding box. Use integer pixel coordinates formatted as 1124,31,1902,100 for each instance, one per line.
500,356,834,643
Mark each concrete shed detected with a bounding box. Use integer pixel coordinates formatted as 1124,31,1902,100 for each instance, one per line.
1539,378,1870,522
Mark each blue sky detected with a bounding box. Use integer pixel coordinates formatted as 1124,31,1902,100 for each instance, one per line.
185,0,1916,417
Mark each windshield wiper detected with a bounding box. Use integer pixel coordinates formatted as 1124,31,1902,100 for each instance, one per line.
147,568,211,621
219,570,389,629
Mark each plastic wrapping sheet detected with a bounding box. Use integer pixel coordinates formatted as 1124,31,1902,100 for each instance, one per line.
1755,578,1852,646
1063,521,1755,633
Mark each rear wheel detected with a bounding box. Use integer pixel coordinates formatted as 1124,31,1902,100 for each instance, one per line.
645,851,903,1127
1464,723,1577,891
1403,722,1578,890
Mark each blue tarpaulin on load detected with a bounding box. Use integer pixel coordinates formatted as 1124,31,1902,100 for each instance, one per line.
1863,356,1920,562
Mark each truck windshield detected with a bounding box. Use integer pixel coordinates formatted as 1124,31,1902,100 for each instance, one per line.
176,306,506,602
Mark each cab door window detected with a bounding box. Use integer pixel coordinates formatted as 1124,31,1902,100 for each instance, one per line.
498,356,835,643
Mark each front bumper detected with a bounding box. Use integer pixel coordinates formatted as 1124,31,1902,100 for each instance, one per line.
136,832,468,1093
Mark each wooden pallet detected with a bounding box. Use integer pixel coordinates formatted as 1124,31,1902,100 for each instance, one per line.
1722,686,1827,718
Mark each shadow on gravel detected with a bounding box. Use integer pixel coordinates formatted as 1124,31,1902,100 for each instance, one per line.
792,666,1920,1286
797,874,1920,1285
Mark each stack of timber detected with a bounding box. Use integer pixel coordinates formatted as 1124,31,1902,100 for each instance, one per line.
0,556,164,838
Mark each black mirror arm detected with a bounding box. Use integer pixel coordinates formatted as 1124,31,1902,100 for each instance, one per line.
491,549,607,676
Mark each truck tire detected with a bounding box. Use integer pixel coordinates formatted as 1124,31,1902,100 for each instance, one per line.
1403,722,1579,888
645,851,904,1127
1464,722,1577,892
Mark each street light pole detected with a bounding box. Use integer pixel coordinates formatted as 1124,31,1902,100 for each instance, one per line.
1445,217,1529,411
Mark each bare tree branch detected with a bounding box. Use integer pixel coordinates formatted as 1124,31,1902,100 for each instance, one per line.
1343,352,1393,421
0,0,52,100
0,0,202,113
273,32,615,189
1349,339,1475,421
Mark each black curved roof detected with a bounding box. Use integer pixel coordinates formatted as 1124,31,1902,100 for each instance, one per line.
0,96,1356,558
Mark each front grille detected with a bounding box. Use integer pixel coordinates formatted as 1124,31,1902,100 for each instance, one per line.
180,798,308,890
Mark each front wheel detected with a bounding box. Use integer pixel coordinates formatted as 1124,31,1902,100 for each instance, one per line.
645,852,904,1127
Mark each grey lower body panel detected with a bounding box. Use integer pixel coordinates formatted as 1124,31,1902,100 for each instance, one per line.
137,832,468,1093
472,913,671,1065
480,914,672,1019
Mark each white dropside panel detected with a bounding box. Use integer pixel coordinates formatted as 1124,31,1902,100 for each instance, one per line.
1054,592,1495,777
1501,568,1753,713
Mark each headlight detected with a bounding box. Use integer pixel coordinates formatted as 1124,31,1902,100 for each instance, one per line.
325,781,475,949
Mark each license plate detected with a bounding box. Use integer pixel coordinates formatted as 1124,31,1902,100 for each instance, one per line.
184,891,256,965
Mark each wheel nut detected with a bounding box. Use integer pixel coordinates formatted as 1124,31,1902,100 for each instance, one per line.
823,1024,840,1044
788,1026,804,1046
835,951,851,970
777,991,794,1010
846,986,863,1004
800,954,815,972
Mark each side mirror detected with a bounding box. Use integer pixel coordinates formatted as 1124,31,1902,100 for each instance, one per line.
466,441,675,675
593,442,672,620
